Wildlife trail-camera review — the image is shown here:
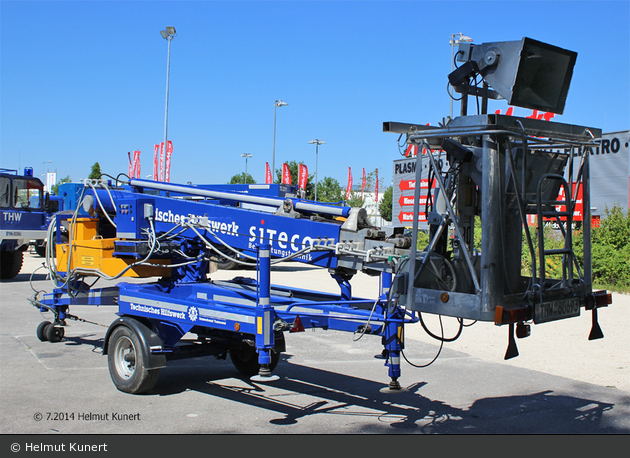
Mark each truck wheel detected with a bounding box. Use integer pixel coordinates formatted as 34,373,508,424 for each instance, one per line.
0,250,24,280
35,244,46,257
37,321,51,341
229,342,280,377
107,326,160,394
46,324,65,343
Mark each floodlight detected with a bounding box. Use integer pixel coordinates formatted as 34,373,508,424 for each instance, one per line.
451,37,577,114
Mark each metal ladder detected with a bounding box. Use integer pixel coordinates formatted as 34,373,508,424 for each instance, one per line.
535,174,576,290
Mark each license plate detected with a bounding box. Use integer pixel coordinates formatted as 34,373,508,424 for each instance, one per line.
534,297,581,323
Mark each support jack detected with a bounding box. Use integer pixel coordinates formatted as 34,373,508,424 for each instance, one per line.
588,308,604,340
504,323,519,360
250,365,280,382
379,377,409,394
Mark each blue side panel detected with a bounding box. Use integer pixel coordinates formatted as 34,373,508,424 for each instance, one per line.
0,209,46,232
117,282,259,337
81,187,343,268
56,183,88,213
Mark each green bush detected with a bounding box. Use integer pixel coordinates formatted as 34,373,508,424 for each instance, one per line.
418,205,630,292
522,205,630,291
591,205,630,290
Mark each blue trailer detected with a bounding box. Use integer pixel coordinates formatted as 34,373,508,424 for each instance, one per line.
29,36,614,395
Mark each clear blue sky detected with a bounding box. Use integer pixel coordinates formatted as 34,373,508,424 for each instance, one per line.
1,0,629,190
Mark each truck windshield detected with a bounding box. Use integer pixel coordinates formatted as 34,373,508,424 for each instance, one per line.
0,177,10,208
13,178,43,210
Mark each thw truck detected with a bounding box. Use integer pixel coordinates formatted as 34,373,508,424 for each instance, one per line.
0,168,49,279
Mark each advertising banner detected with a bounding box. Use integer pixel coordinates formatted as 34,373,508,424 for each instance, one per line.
153,144,160,181
392,152,440,228
128,152,134,178
164,141,173,183
361,168,366,198
298,163,308,190
590,130,630,216
133,150,141,179
346,167,352,199
282,163,291,185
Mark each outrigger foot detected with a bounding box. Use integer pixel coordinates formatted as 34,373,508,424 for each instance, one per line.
250,365,280,382
379,377,408,393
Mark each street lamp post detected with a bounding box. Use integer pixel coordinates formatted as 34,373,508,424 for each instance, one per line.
241,153,253,183
272,100,288,180
160,26,177,182
449,33,473,119
42,160,52,192
42,160,52,176
308,139,325,201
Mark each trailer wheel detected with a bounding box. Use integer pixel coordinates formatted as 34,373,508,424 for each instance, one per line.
45,324,65,343
107,326,160,394
37,321,51,341
229,342,280,377
0,250,24,280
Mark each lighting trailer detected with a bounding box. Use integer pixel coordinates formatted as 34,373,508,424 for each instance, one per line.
30,37,612,394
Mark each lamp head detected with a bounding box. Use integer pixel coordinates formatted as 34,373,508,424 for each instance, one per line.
450,37,577,114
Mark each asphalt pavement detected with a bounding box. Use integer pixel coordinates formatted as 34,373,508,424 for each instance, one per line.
1,250,628,437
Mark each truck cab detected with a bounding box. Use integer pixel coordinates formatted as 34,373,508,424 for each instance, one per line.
0,168,48,279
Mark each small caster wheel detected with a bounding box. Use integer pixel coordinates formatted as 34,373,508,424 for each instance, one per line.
37,321,52,342
46,325,65,343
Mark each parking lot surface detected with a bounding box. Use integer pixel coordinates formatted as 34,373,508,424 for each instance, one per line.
1,251,629,435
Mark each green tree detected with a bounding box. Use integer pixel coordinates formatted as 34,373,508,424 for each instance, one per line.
315,177,344,203
379,186,393,221
89,162,102,180
51,175,71,195
229,173,256,184
345,191,364,208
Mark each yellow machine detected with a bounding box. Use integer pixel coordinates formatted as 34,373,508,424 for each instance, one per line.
55,218,170,278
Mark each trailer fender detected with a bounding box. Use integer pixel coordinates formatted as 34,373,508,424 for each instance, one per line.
103,316,167,370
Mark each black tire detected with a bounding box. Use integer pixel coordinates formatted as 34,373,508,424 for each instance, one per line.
107,326,160,394
37,321,51,342
215,258,239,270
0,250,24,280
210,246,242,270
35,244,46,257
46,324,65,343
229,341,280,377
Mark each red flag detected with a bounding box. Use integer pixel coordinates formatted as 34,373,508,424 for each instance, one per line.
153,145,160,181
346,167,353,200
128,152,133,177
375,169,379,202
164,141,173,183
265,162,272,184
298,164,308,190
133,150,141,178
361,168,366,198
282,163,291,184
159,142,165,182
